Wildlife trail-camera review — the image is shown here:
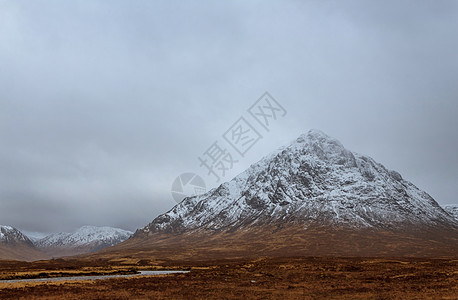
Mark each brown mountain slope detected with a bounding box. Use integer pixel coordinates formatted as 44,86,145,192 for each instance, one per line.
37,245,104,258
86,224,458,261
0,243,48,261
0,226,48,261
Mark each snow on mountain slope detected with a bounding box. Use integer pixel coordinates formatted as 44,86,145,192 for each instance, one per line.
37,226,133,249
0,225,47,261
443,204,458,220
138,130,457,236
0,225,33,245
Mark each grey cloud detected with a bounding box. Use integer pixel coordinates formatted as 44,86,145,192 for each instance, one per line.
0,0,457,234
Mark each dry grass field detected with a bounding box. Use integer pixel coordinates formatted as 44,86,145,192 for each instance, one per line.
0,256,457,299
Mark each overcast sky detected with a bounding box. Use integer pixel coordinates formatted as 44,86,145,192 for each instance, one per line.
1,0,457,236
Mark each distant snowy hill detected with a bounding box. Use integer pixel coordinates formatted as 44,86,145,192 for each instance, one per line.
0,225,46,261
0,225,33,245
36,226,133,257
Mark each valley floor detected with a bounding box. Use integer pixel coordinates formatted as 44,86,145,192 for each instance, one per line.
0,256,456,299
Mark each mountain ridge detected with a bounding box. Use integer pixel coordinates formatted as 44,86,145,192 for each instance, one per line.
0,225,47,261
36,226,133,257
0,225,34,245
136,129,456,237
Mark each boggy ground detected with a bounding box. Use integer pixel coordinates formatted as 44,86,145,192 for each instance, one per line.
0,256,457,299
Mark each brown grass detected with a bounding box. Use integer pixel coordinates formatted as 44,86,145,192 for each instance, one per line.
0,256,457,299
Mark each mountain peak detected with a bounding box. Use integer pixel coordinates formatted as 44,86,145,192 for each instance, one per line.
287,130,354,168
0,226,46,261
77,225,115,232
296,129,339,142
138,129,456,237
0,225,33,245
305,128,331,139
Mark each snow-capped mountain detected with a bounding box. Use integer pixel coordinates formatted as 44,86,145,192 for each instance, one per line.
443,204,458,221
0,225,33,245
37,226,133,256
137,130,456,237
0,225,47,261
